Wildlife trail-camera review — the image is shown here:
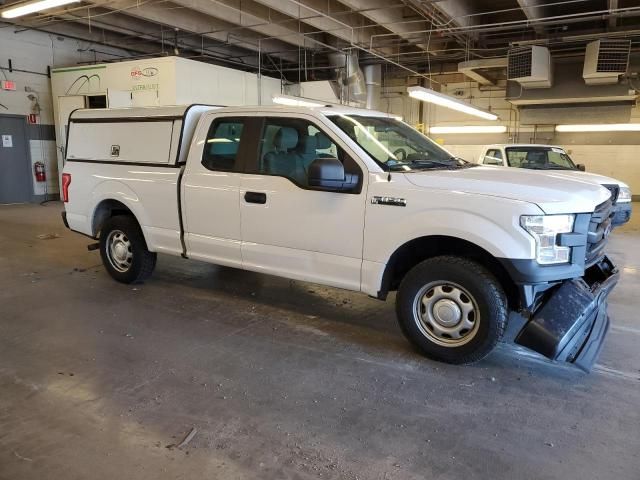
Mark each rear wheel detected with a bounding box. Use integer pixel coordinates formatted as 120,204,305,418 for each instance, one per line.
396,256,507,364
99,215,156,284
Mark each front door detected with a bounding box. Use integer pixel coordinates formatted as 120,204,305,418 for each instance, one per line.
0,115,32,204
181,114,248,268
239,114,367,291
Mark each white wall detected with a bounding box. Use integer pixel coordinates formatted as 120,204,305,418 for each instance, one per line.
174,57,280,106
0,25,130,196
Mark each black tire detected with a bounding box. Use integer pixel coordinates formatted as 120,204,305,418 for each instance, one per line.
396,255,507,364
99,215,156,284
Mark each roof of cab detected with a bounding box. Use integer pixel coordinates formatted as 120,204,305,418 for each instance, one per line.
69,103,399,121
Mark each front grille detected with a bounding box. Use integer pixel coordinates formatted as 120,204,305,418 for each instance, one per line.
585,199,614,266
602,184,619,204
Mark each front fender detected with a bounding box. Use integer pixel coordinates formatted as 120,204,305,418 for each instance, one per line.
364,204,538,265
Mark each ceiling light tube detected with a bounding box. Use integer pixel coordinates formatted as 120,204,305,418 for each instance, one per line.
272,94,325,108
407,86,499,121
1,0,80,18
555,124,640,132
429,125,507,134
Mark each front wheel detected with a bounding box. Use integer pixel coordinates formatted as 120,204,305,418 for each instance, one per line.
99,215,156,284
396,256,507,364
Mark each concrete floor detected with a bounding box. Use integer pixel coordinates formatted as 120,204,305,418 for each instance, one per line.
1,202,639,480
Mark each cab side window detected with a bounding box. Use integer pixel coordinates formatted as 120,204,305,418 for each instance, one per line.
483,149,503,165
202,119,244,171
258,117,361,191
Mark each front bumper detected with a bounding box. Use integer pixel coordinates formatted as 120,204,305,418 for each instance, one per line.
612,202,632,227
515,256,618,372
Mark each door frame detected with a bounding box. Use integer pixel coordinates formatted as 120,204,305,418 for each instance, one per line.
0,114,35,203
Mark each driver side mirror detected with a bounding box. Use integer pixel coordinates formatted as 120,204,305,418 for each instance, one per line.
308,157,359,192
577,164,586,172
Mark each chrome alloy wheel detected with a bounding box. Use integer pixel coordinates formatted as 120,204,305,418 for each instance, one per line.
412,281,480,347
105,230,133,273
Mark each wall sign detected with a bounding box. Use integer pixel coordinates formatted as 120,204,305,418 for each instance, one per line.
2,135,12,148
1,80,16,91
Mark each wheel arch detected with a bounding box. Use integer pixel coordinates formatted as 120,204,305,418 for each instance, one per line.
92,199,142,239
379,235,519,310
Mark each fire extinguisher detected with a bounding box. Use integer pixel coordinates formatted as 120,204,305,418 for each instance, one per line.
34,162,46,183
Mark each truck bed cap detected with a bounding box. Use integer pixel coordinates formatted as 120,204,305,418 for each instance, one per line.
70,104,222,121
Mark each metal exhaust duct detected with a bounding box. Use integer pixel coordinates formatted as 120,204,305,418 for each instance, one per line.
363,64,382,110
328,52,367,105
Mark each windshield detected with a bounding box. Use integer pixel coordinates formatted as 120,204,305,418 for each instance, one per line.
328,115,473,171
505,147,577,170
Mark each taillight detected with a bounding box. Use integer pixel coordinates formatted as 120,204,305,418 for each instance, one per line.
62,173,71,202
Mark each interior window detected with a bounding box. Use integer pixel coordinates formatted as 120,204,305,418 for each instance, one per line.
258,117,360,189
202,119,244,171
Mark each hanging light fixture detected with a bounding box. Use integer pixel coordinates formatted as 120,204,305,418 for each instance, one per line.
271,94,326,108
428,125,507,134
407,86,499,121
1,0,80,18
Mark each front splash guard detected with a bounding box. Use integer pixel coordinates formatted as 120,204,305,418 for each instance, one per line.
515,257,619,372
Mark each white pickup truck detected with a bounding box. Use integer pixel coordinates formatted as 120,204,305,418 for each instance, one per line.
478,144,632,226
62,105,619,371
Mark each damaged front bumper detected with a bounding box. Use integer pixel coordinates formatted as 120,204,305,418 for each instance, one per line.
515,256,619,372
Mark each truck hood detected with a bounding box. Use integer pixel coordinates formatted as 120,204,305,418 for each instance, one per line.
404,166,612,214
544,170,629,189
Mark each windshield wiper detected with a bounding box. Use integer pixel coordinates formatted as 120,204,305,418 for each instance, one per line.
406,159,476,170
410,159,454,167
448,156,470,164
528,165,573,170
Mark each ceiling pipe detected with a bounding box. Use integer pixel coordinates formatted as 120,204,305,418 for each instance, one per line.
367,6,640,49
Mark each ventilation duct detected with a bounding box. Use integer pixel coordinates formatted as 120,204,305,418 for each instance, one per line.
328,52,367,105
363,64,381,110
583,39,631,85
508,46,552,89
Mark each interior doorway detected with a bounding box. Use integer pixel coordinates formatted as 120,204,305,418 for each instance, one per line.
0,115,33,204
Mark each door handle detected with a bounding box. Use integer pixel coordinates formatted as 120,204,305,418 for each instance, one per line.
244,191,267,204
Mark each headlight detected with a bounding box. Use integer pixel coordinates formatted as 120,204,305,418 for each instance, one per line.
617,186,632,203
521,214,575,265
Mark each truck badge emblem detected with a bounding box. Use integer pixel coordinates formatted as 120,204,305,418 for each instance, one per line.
111,145,120,157
371,196,406,207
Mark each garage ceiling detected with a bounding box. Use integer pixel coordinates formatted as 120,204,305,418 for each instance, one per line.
1,0,639,80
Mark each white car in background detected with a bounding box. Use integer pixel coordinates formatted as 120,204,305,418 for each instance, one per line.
479,144,632,226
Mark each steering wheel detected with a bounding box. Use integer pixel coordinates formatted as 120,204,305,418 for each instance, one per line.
393,148,407,161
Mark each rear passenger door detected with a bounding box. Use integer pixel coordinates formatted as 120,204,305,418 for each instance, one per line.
181,114,248,268
239,114,367,291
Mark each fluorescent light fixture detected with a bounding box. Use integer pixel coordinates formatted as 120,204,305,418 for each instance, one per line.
407,86,499,121
1,0,80,18
555,123,640,133
272,94,325,108
429,125,507,134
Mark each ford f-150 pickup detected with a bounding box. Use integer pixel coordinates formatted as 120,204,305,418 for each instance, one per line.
61,104,619,371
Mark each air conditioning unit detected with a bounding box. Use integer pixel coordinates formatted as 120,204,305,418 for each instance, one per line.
583,39,630,85
508,46,552,89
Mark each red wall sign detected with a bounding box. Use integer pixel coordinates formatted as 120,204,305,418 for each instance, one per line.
1,80,16,91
